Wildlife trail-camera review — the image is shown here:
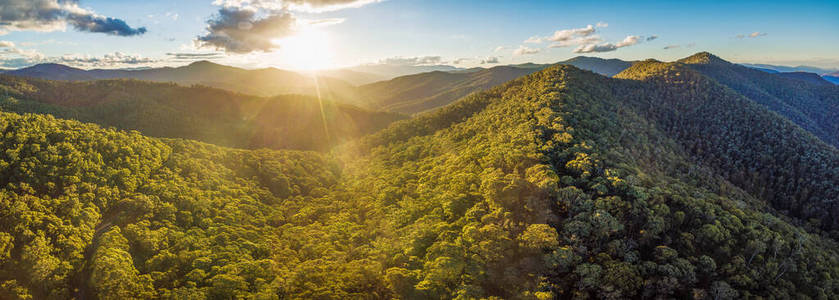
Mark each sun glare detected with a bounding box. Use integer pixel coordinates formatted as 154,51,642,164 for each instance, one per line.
275,29,335,71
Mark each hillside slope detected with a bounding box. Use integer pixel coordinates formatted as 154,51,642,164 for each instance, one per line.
355,56,632,114
0,75,404,151
678,52,839,147
357,66,540,114
2,56,839,299
6,61,361,105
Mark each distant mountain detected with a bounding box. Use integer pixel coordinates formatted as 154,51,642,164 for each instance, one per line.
357,66,541,114
353,56,632,114
777,71,833,85
346,63,462,80
742,63,839,84
312,69,387,86
5,63,96,81
748,66,781,74
6,52,839,299
559,56,633,76
5,61,363,105
740,63,836,74
0,75,404,151
680,52,839,147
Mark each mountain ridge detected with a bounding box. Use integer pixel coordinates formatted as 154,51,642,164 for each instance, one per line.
3,52,839,298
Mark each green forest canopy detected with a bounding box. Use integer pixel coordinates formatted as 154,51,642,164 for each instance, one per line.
0,53,838,299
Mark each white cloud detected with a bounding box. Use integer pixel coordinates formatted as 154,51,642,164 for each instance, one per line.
616,35,640,47
480,56,499,64
548,35,602,48
524,36,542,44
452,57,472,65
494,46,507,52
513,45,540,56
572,35,641,53
0,51,159,69
200,0,378,54
596,22,608,28
0,0,146,36
197,8,297,53
547,25,596,42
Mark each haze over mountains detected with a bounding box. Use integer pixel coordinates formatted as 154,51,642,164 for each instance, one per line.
0,75,404,151
0,56,639,114
2,51,839,299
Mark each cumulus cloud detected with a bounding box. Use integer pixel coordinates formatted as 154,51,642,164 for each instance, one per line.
547,25,597,43
573,35,640,53
0,51,158,68
513,45,540,56
548,35,602,48
0,40,45,61
199,0,375,54
494,46,507,52
480,56,499,64
0,0,146,36
573,43,616,53
524,36,542,44
213,0,381,12
616,35,640,47
166,52,226,60
57,52,158,66
378,56,443,66
197,8,296,53
528,23,651,53
451,58,472,65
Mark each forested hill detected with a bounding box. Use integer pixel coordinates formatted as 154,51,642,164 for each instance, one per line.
678,52,839,147
0,75,404,151
356,66,541,114
354,56,631,114
2,54,839,299
5,61,362,105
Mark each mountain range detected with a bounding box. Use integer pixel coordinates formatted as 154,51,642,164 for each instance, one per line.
3,61,363,106
2,51,839,299
741,63,839,85
0,75,404,151
0,56,635,114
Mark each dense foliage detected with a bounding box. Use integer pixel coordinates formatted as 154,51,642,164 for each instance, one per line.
5,61,360,103
355,56,632,114
0,75,404,151
679,52,839,147
356,66,542,114
1,53,838,299
616,60,839,233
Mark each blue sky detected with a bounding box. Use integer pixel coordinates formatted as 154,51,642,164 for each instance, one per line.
1,0,837,70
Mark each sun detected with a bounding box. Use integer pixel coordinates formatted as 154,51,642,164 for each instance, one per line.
275,29,335,71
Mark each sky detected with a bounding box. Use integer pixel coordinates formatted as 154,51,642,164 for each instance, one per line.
0,0,837,71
